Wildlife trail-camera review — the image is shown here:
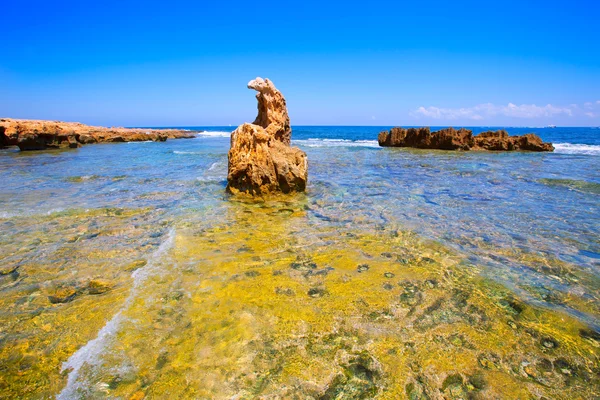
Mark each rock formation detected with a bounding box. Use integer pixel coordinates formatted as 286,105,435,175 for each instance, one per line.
226,78,307,195
473,130,554,151
0,118,196,151
378,127,554,152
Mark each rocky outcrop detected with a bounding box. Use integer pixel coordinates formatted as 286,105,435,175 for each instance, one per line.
378,127,553,152
0,118,196,151
226,78,307,195
473,130,554,151
378,127,474,150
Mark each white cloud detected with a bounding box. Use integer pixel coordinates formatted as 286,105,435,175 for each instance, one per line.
410,101,598,121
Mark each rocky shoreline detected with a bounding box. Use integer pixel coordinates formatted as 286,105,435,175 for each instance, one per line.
0,118,197,151
378,127,554,151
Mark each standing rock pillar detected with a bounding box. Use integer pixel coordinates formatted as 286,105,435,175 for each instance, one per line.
226,78,308,195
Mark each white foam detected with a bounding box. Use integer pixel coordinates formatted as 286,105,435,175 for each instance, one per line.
57,228,176,399
46,208,65,215
0,208,65,219
208,161,222,171
196,176,222,183
173,150,202,155
553,143,600,155
294,139,380,148
196,131,231,137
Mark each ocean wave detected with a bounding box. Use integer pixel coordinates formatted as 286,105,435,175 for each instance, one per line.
196,176,223,183
173,150,202,155
196,131,231,137
553,143,600,155
294,139,380,148
0,208,66,219
58,228,176,399
208,161,223,171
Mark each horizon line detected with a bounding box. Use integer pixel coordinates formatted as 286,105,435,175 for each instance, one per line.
134,124,600,129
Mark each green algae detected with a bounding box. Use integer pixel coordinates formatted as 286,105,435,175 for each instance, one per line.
0,201,599,399
538,178,600,194
65,175,101,183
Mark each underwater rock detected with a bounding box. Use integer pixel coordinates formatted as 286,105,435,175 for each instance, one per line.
47,286,77,304
579,328,600,343
0,118,196,151
226,77,308,195
86,279,112,295
541,337,558,349
0,265,19,275
378,127,554,152
357,264,370,273
308,287,328,298
317,350,383,399
275,287,295,296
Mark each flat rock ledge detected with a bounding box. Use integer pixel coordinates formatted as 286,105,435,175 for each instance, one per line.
378,127,554,152
226,77,307,195
0,118,197,151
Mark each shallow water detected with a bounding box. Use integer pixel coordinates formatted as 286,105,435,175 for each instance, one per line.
0,127,599,398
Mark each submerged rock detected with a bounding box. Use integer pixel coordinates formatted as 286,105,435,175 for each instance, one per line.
0,118,196,151
226,78,308,195
0,265,19,275
47,286,77,304
378,127,554,152
86,279,112,295
317,350,383,398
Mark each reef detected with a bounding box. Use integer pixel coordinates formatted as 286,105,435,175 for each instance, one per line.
1,200,599,399
226,77,308,195
0,118,197,151
378,127,554,151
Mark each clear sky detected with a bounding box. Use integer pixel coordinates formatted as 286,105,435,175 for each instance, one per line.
1,0,599,127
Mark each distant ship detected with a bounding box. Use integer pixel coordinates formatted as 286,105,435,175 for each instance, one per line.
546,125,557,128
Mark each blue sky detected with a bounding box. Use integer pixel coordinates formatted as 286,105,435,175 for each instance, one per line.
1,0,599,126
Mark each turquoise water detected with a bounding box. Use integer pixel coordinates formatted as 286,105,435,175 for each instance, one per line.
2,127,598,322
1,126,599,398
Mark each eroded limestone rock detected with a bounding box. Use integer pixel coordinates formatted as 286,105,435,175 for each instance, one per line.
378,127,554,151
226,78,307,195
0,118,195,151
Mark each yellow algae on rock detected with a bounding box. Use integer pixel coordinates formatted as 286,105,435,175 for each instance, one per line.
0,201,599,399
54,200,598,399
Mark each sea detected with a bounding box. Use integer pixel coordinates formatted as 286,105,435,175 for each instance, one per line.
0,126,599,398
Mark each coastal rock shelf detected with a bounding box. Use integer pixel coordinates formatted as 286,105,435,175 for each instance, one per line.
0,118,197,151
378,127,554,151
226,77,308,195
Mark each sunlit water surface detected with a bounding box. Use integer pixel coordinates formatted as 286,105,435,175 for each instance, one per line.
0,127,599,399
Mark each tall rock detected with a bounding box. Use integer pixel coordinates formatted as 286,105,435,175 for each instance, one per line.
227,78,308,195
